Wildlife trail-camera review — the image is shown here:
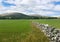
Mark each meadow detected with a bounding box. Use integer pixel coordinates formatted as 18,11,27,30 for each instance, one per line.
0,19,60,42
32,19,60,28
0,20,49,42
0,20,31,32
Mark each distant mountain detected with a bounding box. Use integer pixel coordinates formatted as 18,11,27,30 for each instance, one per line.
30,14,59,19
29,14,49,19
0,12,58,19
0,12,32,19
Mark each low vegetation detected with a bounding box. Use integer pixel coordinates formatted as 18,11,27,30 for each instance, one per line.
0,19,60,42
0,20,49,42
32,19,60,28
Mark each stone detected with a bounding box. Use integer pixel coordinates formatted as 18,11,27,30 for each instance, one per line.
32,22,60,42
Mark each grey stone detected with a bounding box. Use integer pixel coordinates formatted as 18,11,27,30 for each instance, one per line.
32,22,60,42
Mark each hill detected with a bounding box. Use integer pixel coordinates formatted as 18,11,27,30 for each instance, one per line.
0,12,58,19
0,12,32,19
30,14,58,19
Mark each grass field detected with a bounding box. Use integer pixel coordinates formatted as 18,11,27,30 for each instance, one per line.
32,19,60,28
0,20,32,42
0,19,60,42
0,20,49,42
0,20,31,32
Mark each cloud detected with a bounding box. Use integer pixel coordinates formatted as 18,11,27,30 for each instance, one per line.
0,0,60,17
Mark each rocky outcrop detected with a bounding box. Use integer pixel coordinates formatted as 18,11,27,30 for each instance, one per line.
32,22,60,42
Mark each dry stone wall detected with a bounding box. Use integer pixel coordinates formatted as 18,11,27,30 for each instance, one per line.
32,22,60,42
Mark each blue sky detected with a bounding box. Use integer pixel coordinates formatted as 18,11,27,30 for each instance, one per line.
2,1,16,7
0,0,60,17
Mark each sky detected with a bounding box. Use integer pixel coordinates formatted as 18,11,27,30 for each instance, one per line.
0,0,60,17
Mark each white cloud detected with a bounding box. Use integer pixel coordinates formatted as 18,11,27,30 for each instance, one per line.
54,5,60,11
0,0,60,16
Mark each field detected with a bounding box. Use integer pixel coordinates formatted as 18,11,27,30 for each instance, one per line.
0,20,49,42
0,20,31,32
32,19,60,28
0,19,60,42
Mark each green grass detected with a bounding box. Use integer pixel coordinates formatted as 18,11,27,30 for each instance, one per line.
0,20,31,42
32,19,60,28
0,20,49,42
0,19,60,42
0,20,31,32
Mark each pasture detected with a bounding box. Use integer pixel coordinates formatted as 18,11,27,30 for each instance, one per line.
0,20,49,42
32,19,60,28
